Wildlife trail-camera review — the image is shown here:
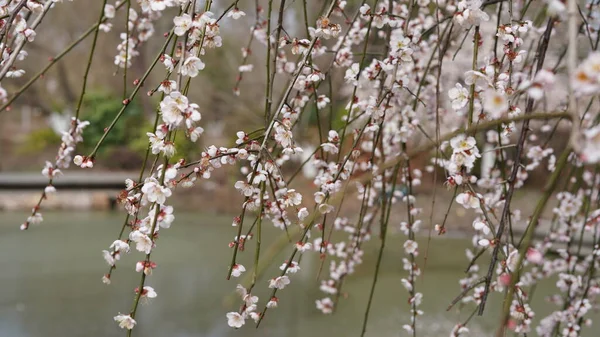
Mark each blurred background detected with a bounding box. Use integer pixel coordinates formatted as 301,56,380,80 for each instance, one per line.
0,0,347,172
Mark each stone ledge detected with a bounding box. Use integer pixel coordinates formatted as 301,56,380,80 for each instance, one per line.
0,190,117,210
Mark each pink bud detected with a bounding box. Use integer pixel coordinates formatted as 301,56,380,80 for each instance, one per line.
499,273,511,287
526,248,543,264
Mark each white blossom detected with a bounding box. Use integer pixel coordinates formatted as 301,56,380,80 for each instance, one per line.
114,314,136,330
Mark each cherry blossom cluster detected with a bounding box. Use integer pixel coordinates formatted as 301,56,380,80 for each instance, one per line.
106,160,182,329
20,118,89,230
571,52,600,164
11,0,600,335
97,2,227,332
533,180,600,336
0,0,53,80
314,215,371,314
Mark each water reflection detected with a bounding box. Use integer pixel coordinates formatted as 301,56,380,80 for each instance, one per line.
0,211,596,336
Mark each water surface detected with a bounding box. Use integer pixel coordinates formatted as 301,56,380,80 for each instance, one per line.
0,212,594,336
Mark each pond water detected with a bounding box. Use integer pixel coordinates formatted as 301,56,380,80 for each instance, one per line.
0,211,596,337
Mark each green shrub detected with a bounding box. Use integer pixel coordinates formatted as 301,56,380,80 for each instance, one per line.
17,127,61,154
80,91,144,156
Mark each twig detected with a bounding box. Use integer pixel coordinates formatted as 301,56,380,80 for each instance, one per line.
478,18,555,316
495,146,571,336
447,277,486,311
0,1,126,113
